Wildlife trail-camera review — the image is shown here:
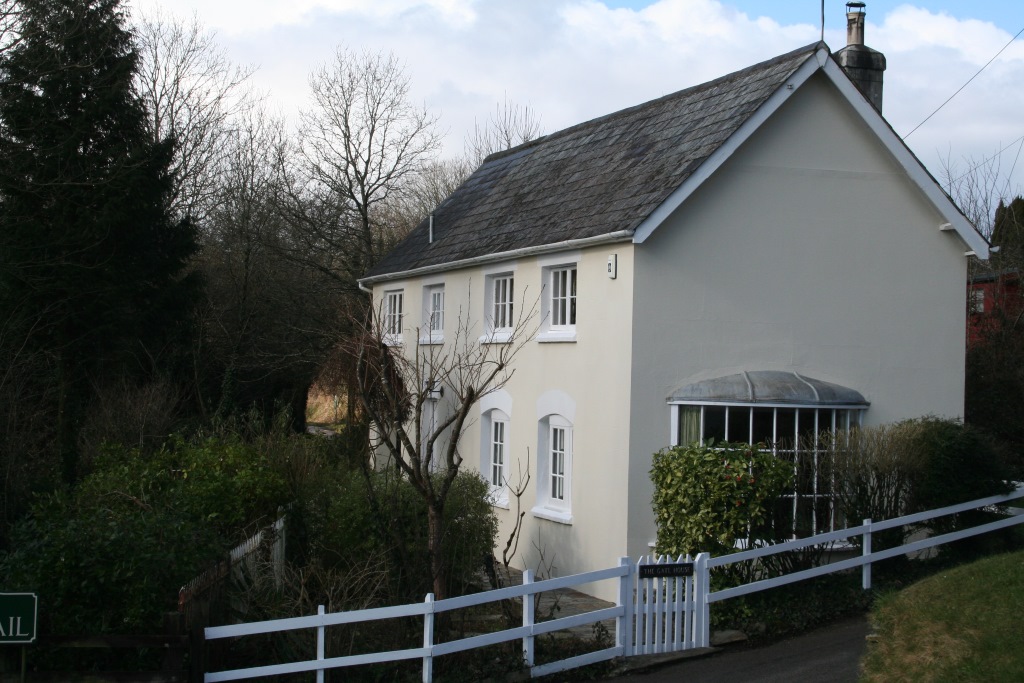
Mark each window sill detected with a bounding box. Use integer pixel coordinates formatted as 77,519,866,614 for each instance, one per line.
535,329,577,343
383,334,403,347
531,505,572,525
418,335,444,346
479,330,512,345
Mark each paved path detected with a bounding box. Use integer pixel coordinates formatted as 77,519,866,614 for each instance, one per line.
608,615,871,683
496,566,617,639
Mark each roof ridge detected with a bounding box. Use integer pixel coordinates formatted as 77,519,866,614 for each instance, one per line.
481,41,827,166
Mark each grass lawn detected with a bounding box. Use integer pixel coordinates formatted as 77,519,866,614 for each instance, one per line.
861,548,1024,682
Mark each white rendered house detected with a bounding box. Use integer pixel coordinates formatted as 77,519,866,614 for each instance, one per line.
359,29,987,599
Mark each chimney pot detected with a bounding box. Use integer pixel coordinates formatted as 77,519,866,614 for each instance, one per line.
846,2,866,46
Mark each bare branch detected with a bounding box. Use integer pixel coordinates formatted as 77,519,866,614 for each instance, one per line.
347,285,539,598
466,95,543,167
294,47,442,283
134,10,258,225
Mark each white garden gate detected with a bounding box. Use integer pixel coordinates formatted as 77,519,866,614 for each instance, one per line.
632,553,706,653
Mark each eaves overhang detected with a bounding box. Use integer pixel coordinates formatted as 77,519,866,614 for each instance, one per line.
358,229,634,290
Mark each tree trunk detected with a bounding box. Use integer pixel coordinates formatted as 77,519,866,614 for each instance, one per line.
427,502,447,599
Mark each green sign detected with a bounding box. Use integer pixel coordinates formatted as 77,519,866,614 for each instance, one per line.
0,593,37,644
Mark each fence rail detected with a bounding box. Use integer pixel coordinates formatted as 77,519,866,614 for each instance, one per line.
705,486,1024,604
204,486,1024,682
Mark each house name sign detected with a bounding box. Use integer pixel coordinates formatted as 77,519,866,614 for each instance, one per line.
0,593,37,644
638,563,694,579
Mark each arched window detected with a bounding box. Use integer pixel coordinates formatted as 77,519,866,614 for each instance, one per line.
479,390,513,507
534,414,573,523
533,391,576,524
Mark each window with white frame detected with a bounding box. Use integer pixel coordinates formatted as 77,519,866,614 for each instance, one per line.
533,414,573,523
537,255,580,342
480,408,510,506
549,423,567,501
383,289,404,344
483,272,514,342
672,403,865,538
422,284,444,343
490,416,507,488
970,288,985,314
550,266,576,327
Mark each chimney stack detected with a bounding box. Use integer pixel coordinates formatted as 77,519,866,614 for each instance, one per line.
836,2,886,113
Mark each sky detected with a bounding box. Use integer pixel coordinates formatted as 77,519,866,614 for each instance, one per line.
128,0,1024,200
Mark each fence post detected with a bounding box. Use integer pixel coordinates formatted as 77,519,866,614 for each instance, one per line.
617,557,633,657
522,569,535,668
423,594,435,683
274,511,286,589
683,554,693,650
161,612,185,678
316,604,325,683
693,553,710,648
862,518,872,591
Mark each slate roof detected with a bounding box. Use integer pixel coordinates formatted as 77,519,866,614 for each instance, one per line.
364,42,825,281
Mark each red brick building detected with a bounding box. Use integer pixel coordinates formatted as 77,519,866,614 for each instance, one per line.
968,268,1022,346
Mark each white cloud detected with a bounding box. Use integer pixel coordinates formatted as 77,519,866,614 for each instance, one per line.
128,0,1024,195
132,0,479,35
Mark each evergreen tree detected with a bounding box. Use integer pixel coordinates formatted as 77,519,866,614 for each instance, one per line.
991,196,1024,268
0,0,199,482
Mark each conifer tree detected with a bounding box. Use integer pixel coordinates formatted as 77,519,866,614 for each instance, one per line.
0,0,199,482
991,196,1024,267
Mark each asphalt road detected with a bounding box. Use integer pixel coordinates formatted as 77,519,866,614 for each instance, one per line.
608,615,871,683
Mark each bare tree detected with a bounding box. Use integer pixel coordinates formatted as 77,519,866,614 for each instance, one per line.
941,152,1015,239
134,11,256,224
291,47,442,290
375,156,474,246
466,96,543,167
195,103,341,425
0,1,23,59
351,292,537,599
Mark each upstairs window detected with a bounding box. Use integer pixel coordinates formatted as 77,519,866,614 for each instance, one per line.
537,255,579,342
492,275,513,330
422,284,444,344
550,266,576,328
970,288,985,314
384,289,404,344
482,271,515,343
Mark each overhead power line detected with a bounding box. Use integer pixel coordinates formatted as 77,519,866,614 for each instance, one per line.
951,134,1024,184
904,25,1024,139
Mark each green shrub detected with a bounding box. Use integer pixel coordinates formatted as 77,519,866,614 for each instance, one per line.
0,433,293,636
2,490,224,634
292,465,498,601
651,441,792,558
902,417,1014,513
828,421,927,551
829,417,1015,561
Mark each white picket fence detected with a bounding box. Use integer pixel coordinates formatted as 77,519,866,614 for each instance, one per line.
179,513,287,618
204,486,1024,682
